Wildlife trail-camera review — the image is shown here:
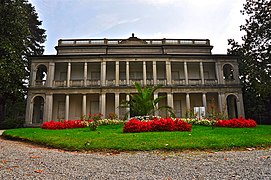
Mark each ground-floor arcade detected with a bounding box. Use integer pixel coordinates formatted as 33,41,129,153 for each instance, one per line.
25,87,245,126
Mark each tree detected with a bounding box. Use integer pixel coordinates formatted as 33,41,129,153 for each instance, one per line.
228,0,271,123
0,0,46,127
120,82,175,119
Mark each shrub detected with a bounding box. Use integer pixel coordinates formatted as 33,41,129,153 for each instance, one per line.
42,120,86,130
123,117,192,133
215,116,257,128
42,119,124,130
108,112,118,120
88,113,103,121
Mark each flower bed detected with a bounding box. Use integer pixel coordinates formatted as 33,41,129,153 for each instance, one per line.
42,119,123,130
123,117,192,133
182,117,257,128
182,118,215,126
42,120,86,130
215,116,257,128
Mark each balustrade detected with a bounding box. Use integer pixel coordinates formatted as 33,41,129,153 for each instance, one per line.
172,79,185,86
204,79,218,85
35,80,46,86
86,80,101,86
70,80,84,87
188,79,202,85
53,80,66,87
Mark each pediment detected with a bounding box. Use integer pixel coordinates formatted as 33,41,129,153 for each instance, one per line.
120,33,147,45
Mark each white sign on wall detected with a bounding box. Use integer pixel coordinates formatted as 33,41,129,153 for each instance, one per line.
194,107,205,119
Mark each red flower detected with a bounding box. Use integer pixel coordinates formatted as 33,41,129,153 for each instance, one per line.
42,120,86,130
215,116,257,128
123,117,192,133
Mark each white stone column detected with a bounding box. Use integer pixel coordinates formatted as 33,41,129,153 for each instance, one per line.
216,62,223,84
115,93,120,118
154,92,158,116
45,94,53,121
238,93,245,117
126,61,130,85
84,62,87,87
200,62,204,85
167,93,174,114
184,62,188,85
218,93,223,113
31,68,37,86
82,94,87,116
126,94,130,119
115,61,119,86
25,94,32,125
202,93,207,108
29,98,34,124
221,93,227,116
153,61,157,85
166,61,172,85
100,93,106,116
233,64,239,83
48,62,55,87
186,93,190,110
101,61,106,86
67,62,71,87
65,94,69,120
143,61,147,86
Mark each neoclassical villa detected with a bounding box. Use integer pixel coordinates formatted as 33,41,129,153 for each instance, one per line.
25,34,244,126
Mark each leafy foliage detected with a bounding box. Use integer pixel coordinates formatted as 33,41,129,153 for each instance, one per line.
120,82,175,118
0,0,46,126
228,0,271,123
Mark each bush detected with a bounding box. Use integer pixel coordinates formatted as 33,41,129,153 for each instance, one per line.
215,116,257,128
123,117,192,133
42,120,86,130
0,117,24,129
42,119,124,130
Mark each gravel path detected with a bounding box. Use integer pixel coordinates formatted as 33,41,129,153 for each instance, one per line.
0,136,270,180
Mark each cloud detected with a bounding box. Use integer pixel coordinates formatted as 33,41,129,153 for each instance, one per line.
136,0,179,6
28,0,246,54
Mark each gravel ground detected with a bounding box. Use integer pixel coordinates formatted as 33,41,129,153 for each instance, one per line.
0,136,270,180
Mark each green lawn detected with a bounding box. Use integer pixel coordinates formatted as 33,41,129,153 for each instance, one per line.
2,125,271,151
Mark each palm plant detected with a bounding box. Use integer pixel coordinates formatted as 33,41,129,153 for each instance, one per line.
120,82,175,119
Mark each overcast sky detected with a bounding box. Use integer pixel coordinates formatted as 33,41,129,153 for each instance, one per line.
29,0,246,55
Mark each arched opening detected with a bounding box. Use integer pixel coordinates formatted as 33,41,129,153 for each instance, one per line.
227,95,238,119
36,64,47,86
32,96,44,124
223,64,234,80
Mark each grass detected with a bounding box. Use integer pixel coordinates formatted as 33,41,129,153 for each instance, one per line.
2,125,271,152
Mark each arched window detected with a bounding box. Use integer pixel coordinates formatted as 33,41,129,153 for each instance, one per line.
32,96,44,124
223,64,234,80
36,64,47,86
227,95,238,119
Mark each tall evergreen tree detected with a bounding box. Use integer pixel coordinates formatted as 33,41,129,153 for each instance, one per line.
228,0,271,123
0,0,46,127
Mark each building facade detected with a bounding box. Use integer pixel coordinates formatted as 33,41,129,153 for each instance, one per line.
25,35,245,126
